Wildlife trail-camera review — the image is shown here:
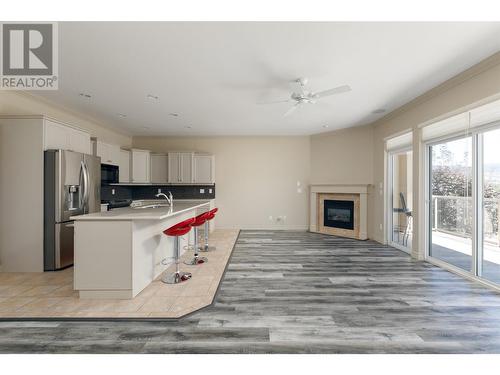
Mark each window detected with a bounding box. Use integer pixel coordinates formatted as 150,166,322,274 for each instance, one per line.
426,121,500,287
481,127,500,284
388,149,413,252
429,136,473,271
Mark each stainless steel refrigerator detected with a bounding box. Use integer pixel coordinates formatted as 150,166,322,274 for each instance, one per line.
44,150,101,271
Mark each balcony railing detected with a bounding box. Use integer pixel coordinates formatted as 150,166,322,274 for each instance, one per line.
432,195,500,246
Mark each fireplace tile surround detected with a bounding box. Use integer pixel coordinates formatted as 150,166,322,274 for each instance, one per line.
310,184,369,240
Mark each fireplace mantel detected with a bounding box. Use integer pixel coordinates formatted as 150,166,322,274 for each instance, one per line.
310,184,370,240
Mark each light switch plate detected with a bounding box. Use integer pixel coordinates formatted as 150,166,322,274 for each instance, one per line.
200,188,205,194
111,189,115,195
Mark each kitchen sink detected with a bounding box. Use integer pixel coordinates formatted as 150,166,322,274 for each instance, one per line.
130,200,171,209
132,204,170,209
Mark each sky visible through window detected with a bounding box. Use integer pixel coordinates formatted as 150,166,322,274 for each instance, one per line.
433,128,500,168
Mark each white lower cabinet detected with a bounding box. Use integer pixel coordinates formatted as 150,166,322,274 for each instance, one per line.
150,153,168,183
131,149,151,183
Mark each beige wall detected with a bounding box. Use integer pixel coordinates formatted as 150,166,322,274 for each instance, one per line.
133,136,311,230
310,124,375,237
0,91,132,146
310,124,373,184
371,52,500,258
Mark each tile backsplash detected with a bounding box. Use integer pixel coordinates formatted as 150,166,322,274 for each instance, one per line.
101,184,215,202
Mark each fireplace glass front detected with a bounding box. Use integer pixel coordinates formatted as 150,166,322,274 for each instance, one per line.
324,199,354,230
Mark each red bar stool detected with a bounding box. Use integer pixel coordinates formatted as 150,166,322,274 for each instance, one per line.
162,217,195,284
184,211,210,265
199,208,218,252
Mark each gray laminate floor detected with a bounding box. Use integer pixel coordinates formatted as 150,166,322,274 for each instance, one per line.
2,230,500,354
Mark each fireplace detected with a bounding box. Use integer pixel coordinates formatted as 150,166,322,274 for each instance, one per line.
324,199,354,230
312,187,368,240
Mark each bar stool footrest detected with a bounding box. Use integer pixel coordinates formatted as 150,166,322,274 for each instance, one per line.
161,271,192,284
198,245,216,252
184,256,208,265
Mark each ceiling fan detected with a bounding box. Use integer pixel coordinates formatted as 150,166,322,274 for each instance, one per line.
260,78,351,117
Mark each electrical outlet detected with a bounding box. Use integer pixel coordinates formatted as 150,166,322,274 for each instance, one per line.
111,188,115,195
158,188,162,194
379,223,383,230
200,188,205,194
209,188,213,194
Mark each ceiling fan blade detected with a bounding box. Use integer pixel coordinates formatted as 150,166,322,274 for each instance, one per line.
313,85,351,98
283,102,300,117
257,99,291,105
289,79,306,96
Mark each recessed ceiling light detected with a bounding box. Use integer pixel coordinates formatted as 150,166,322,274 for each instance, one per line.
169,113,179,117
147,94,159,101
141,126,150,130
117,113,127,118
79,93,91,98
322,125,329,128
372,109,386,114
184,125,192,129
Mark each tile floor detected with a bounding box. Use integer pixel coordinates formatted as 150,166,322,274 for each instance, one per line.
0,229,239,319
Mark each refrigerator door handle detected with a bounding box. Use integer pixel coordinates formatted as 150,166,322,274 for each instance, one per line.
86,161,91,211
81,160,89,212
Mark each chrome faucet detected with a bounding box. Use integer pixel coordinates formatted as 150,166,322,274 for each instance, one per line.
156,191,173,206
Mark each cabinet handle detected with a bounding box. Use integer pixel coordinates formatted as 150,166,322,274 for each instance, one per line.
179,157,182,182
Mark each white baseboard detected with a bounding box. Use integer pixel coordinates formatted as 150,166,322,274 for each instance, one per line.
217,225,309,231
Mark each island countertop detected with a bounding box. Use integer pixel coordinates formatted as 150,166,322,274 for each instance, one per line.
71,200,211,221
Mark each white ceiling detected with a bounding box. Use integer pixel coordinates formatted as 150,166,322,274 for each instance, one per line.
35,22,500,136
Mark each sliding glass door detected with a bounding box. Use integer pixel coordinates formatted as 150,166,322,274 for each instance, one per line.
389,149,413,252
427,123,500,287
429,136,473,271
481,127,500,284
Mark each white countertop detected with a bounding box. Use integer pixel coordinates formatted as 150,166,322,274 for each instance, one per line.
71,200,211,221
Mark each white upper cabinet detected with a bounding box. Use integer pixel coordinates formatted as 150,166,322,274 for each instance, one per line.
168,152,193,183
193,154,215,183
44,121,68,150
96,141,121,165
131,149,151,183
167,153,180,183
118,149,131,183
68,128,91,154
150,153,168,183
44,120,91,154
180,153,193,183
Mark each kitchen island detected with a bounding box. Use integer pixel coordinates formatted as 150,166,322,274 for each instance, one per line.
71,200,213,299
